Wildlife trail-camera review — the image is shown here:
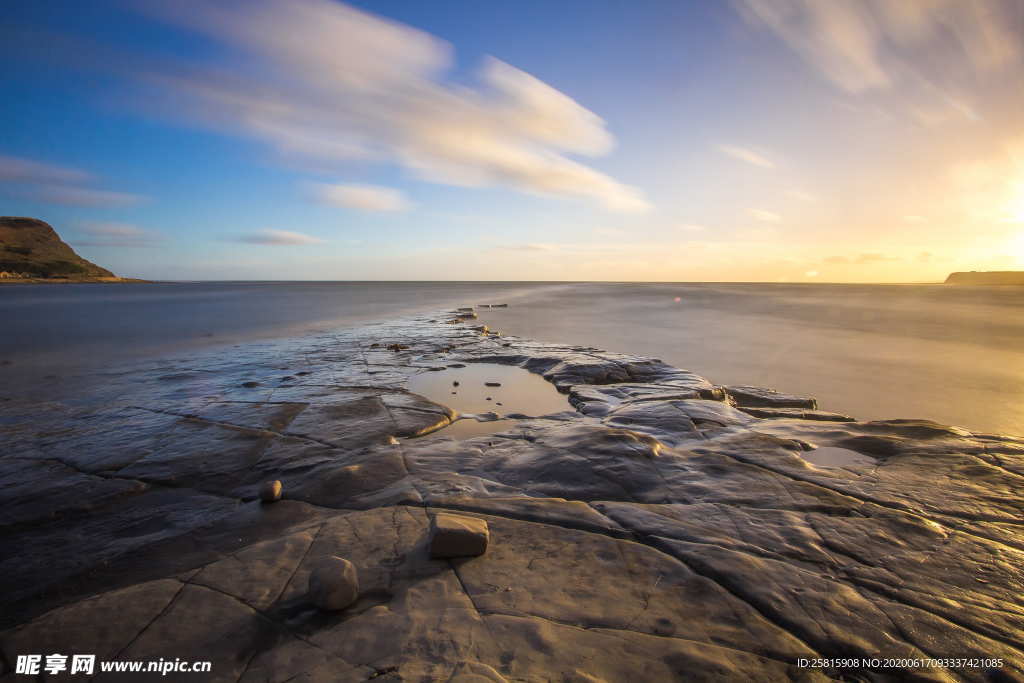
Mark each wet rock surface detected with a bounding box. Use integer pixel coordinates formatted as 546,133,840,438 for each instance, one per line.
1,309,1023,680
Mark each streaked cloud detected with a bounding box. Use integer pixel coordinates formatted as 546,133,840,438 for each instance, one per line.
72,221,163,247
735,0,1023,131
496,243,558,252
31,186,145,208
312,183,411,212
718,144,774,168
747,208,781,222
788,189,816,202
825,252,901,265
856,253,899,263
736,0,1020,94
675,223,708,232
0,153,145,207
136,0,649,212
0,154,91,185
236,229,325,245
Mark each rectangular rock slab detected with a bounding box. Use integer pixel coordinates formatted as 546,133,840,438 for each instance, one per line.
429,513,489,559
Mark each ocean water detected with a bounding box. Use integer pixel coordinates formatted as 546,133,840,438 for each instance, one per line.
1,280,1021,436
476,282,1024,436
0,281,550,375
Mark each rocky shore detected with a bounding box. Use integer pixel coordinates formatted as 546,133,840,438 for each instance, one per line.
1,309,1023,681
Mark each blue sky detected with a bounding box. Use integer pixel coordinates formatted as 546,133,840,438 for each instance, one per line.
3,0,1023,280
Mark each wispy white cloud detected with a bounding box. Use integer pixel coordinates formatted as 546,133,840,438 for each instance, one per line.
0,153,145,207
747,208,781,222
718,144,774,168
236,229,325,245
72,221,163,247
737,0,1020,93
311,183,411,212
31,186,145,208
825,252,901,264
496,243,558,252
735,0,1023,125
137,0,649,212
0,154,91,185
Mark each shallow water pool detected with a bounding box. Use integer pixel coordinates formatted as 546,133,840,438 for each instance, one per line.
407,362,570,438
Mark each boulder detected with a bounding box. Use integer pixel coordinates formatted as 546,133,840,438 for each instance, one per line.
308,556,359,611
429,513,489,559
259,480,282,503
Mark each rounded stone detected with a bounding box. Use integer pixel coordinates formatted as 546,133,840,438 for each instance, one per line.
259,480,283,503
308,556,359,611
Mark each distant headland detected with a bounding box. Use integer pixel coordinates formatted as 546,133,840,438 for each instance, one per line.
945,271,1024,285
0,217,144,283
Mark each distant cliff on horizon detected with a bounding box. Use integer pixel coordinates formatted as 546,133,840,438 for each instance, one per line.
0,217,132,282
945,271,1024,285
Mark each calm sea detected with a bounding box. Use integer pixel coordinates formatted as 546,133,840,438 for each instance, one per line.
477,282,1024,436
1,281,1021,435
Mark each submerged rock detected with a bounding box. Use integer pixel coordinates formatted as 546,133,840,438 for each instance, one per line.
308,556,359,610
429,513,489,558
725,385,817,409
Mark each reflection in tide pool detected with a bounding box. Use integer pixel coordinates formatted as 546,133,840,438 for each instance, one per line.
407,362,570,438
801,446,876,469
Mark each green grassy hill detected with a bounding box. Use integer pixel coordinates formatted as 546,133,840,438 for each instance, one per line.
0,217,116,279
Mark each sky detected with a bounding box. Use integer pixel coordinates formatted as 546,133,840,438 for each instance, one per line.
2,0,1023,282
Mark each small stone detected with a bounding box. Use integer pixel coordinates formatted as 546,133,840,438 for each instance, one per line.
308,556,359,610
429,513,489,559
484,382,501,387
259,480,282,502
486,397,492,401
453,380,460,386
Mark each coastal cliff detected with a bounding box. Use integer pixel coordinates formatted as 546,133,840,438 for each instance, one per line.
945,270,1024,285
0,216,129,282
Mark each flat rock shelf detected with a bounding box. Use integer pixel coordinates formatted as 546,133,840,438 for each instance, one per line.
1,309,1023,681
